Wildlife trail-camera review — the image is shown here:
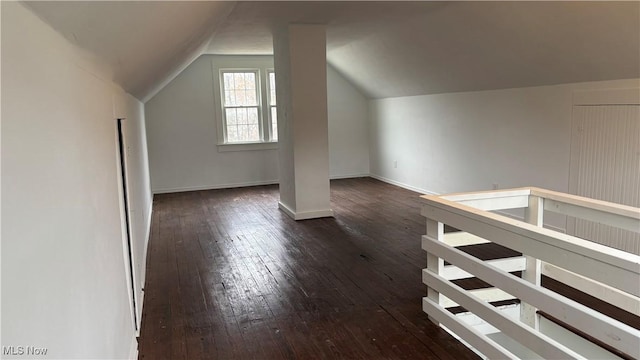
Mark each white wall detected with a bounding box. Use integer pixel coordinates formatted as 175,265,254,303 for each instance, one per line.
1,2,152,359
328,65,370,178
145,55,369,193
369,78,639,228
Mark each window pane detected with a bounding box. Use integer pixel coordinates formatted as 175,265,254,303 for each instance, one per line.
224,90,233,106
248,125,260,141
227,125,238,142
237,125,248,141
269,72,276,105
223,73,233,90
233,73,245,90
231,123,260,142
225,108,237,125
222,71,259,106
237,108,247,125
246,89,257,106
247,108,258,125
271,106,278,141
235,89,246,105
245,73,256,89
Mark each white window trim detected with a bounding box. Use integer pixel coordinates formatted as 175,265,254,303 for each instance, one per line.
217,142,278,152
211,56,278,152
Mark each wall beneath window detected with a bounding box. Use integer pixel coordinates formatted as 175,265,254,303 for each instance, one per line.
2,2,152,359
145,55,370,193
368,78,639,229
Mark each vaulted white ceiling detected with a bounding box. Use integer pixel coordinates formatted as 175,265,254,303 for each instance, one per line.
24,1,236,101
209,1,640,98
24,1,640,101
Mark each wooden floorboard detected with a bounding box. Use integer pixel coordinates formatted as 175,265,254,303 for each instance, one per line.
138,178,480,360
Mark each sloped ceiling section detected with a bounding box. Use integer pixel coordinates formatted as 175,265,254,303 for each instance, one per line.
23,1,640,101
208,1,640,99
24,1,236,102
330,1,640,98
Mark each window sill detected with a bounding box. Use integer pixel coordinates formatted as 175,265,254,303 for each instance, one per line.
217,142,278,152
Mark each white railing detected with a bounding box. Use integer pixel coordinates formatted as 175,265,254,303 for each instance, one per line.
421,187,640,359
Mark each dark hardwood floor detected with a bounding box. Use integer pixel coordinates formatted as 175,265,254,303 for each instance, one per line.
137,177,480,359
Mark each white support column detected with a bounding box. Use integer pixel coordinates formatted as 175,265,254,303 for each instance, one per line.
521,195,543,328
273,24,333,221
425,218,445,325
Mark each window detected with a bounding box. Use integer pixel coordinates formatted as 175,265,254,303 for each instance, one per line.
213,56,276,150
221,71,261,143
219,68,277,146
268,71,277,141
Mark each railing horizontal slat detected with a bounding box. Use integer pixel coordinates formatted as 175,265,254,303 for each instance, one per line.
442,231,490,247
424,269,585,359
422,297,519,360
452,195,530,212
422,235,640,359
542,263,640,316
529,187,640,221
441,188,532,202
544,199,640,233
438,287,517,308
421,201,640,296
442,256,526,280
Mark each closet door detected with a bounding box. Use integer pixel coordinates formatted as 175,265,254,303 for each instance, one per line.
568,102,640,254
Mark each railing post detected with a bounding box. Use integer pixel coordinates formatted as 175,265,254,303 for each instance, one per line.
521,195,544,329
425,218,444,325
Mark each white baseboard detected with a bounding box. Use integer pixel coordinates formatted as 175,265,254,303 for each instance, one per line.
330,173,370,180
278,201,296,219
153,175,371,195
152,179,279,194
294,209,335,220
369,173,438,195
278,201,334,220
